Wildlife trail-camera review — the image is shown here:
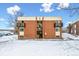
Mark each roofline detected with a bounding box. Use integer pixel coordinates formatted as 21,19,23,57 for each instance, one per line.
17,16,62,21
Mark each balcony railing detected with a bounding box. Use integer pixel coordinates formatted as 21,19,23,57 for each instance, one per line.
54,23,63,27
17,23,26,27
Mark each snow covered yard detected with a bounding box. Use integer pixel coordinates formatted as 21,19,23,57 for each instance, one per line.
0,35,17,43
62,33,79,40
0,33,79,56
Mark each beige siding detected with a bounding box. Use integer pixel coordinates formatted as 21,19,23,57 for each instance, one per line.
19,31,24,36
55,32,60,36
18,17,36,20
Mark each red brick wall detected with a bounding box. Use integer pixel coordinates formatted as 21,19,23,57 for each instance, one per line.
43,20,55,39
24,20,37,39
18,20,62,39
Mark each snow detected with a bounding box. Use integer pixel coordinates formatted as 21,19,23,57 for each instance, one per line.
0,31,15,42
62,33,79,40
0,41,65,56
0,33,79,56
0,35,17,43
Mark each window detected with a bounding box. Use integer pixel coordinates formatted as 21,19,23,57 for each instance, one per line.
55,21,60,27
74,25,76,28
19,21,24,27
56,27,60,32
56,20,60,24
55,21,63,27
19,27,24,31
56,21,58,24
20,23,24,27
37,21,42,31
22,21,24,23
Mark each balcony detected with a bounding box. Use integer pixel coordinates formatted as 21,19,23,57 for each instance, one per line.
54,23,63,27
17,23,26,27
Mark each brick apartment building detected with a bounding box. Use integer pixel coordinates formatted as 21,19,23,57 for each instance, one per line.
17,16,63,39
67,20,79,35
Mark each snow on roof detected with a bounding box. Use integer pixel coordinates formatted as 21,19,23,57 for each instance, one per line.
17,16,62,21
72,19,79,24
65,18,79,28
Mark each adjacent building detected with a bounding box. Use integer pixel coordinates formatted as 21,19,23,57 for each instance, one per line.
67,20,79,36
17,16,63,39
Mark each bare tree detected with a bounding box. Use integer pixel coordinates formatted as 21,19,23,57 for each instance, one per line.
7,11,24,33
62,7,79,17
